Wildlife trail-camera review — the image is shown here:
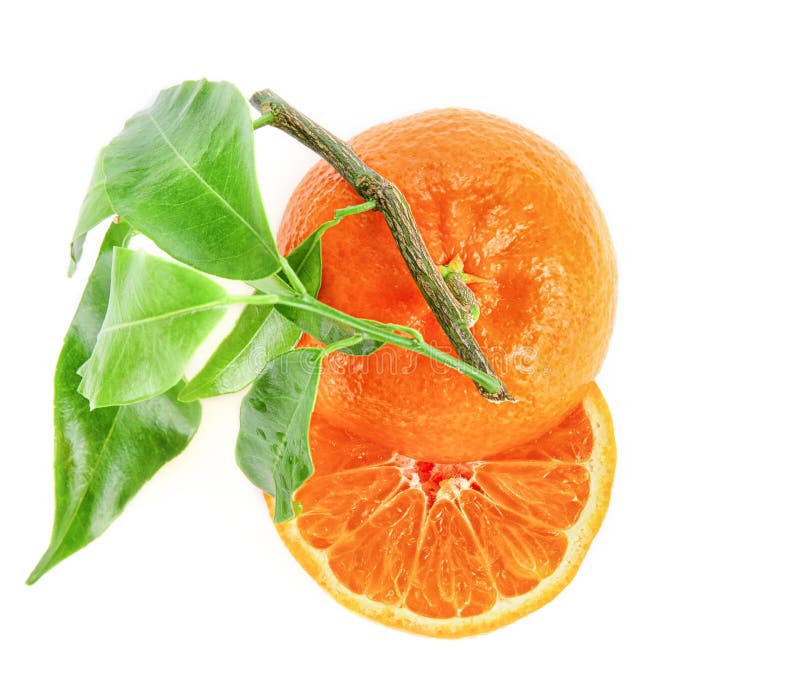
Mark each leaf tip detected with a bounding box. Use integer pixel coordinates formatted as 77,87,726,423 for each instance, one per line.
26,553,54,586
74,377,94,409
68,236,84,274
176,383,200,403
27,538,74,585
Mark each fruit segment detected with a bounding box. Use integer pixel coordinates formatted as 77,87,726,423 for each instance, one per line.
296,467,404,549
474,462,590,528
405,499,496,617
460,490,567,597
328,490,425,605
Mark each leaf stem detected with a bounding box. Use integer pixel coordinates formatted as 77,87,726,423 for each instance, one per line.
252,113,275,130
230,293,503,394
321,335,363,357
249,89,511,401
277,255,309,295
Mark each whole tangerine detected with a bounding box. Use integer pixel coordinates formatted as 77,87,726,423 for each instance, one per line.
278,109,616,462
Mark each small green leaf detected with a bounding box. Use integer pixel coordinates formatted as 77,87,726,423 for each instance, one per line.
275,202,384,355
28,223,200,584
78,248,229,408
236,348,323,522
104,79,281,280
281,217,327,295
279,199,377,296
179,305,299,401
248,208,333,296
69,148,113,275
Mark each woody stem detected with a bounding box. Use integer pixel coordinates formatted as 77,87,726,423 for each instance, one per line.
250,89,511,402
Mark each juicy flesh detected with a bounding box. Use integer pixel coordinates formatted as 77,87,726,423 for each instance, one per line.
293,403,594,619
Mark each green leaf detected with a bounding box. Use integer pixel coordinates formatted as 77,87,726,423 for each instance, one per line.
69,148,113,275
28,223,200,584
103,79,281,280
180,205,364,401
179,305,299,401
182,201,382,401
274,203,384,355
280,217,327,294
266,199,377,297
78,248,229,408
179,229,321,402
248,211,329,296
236,348,323,522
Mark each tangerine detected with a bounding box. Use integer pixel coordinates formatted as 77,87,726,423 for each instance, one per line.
278,109,616,461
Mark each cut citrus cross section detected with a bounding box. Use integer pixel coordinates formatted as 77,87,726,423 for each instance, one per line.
267,383,615,637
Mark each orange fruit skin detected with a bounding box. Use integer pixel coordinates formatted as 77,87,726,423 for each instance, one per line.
278,109,616,462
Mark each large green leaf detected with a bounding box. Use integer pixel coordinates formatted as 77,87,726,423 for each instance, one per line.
69,148,113,275
28,223,200,584
236,349,323,522
78,248,229,408
179,304,298,401
103,79,281,280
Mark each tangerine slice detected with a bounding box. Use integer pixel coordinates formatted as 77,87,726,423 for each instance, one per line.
268,382,615,637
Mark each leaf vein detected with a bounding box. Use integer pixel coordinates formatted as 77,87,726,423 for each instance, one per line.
50,407,123,554
101,300,231,333
144,111,273,256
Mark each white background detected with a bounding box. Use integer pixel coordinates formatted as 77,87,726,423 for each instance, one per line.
2,2,798,691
